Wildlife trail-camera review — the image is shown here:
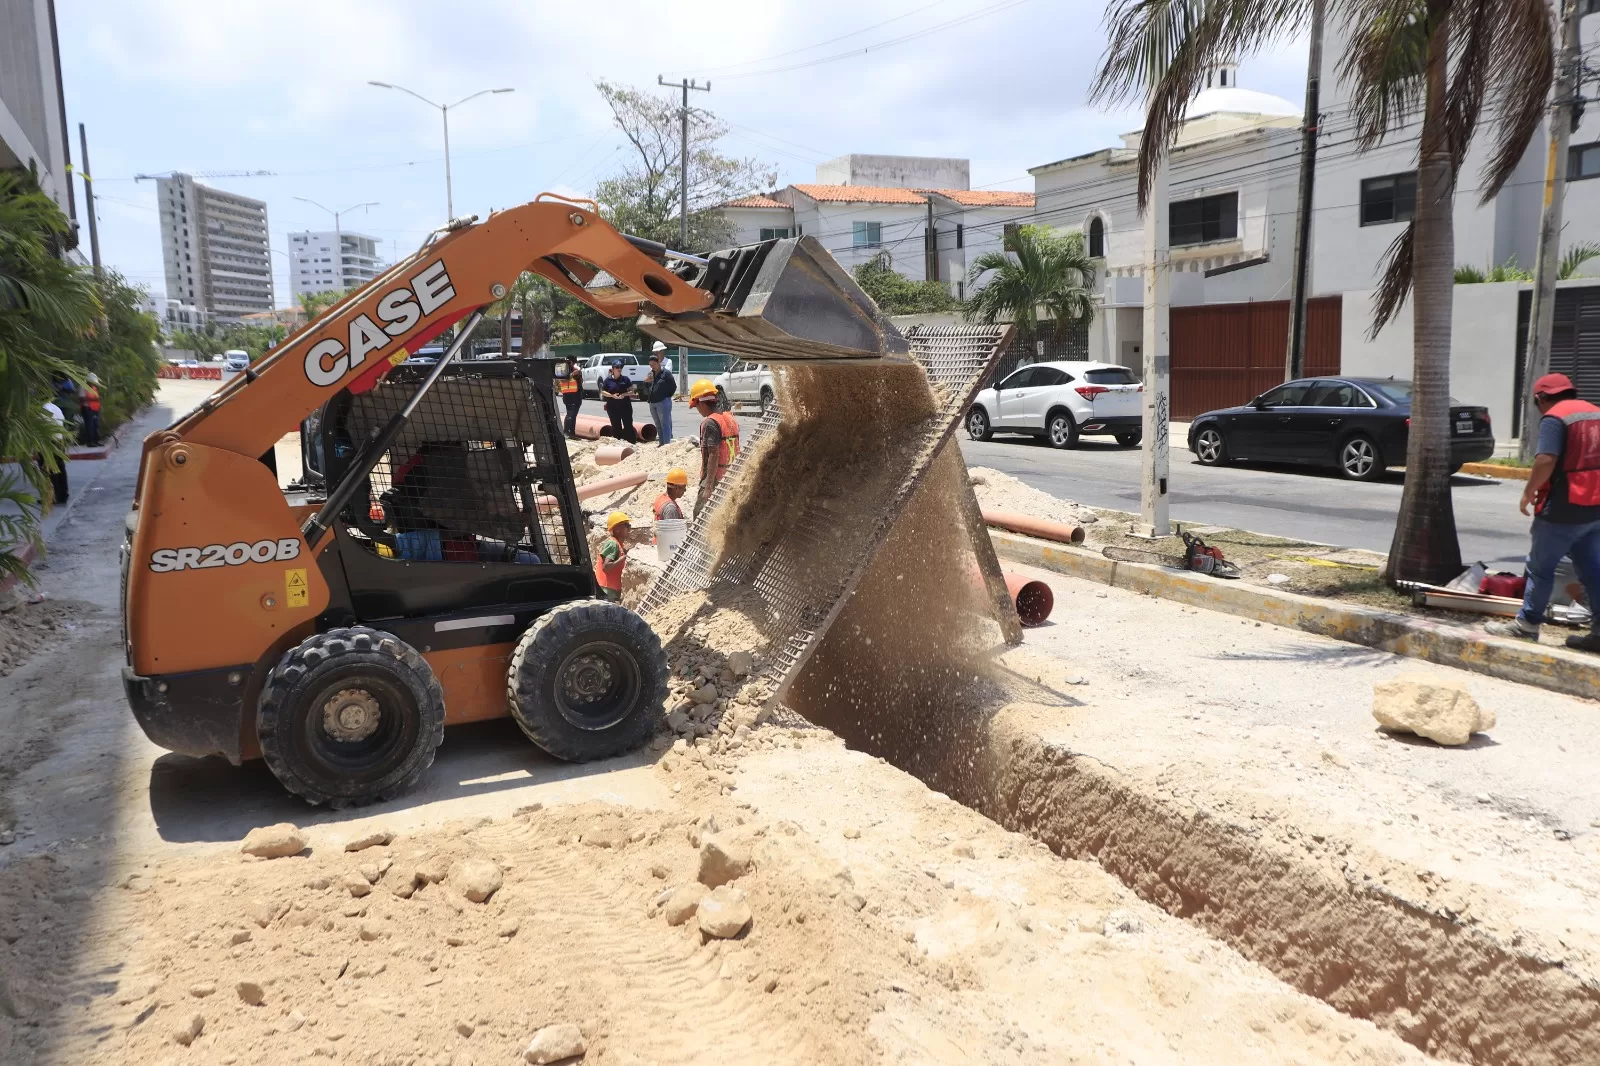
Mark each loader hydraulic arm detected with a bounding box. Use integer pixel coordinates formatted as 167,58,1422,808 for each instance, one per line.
159,196,715,469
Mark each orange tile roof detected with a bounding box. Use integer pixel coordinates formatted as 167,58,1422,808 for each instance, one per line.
723,194,789,209
925,189,1035,208
789,184,929,205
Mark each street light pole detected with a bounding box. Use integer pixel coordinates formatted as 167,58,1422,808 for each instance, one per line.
294,197,377,293
657,75,709,389
368,82,514,220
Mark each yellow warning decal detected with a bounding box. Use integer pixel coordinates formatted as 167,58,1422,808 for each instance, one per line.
285,568,309,608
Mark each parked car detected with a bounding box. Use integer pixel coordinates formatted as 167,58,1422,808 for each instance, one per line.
1186,377,1494,481
966,361,1143,448
713,360,776,413
222,349,250,372
578,352,664,397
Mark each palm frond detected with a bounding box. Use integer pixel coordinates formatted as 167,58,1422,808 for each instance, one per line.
1453,263,1486,283
1560,242,1600,280
1370,222,1414,336
1339,0,1430,150
1468,0,1554,202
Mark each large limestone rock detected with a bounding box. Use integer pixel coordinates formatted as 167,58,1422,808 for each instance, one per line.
450,857,504,903
697,885,752,939
524,1022,586,1063
696,835,752,888
1372,675,1495,746
240,823,306,859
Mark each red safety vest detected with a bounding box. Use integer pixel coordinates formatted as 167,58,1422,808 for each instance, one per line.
653,493,684,521
83,386,101,412
1542,398,1600,511
701,411,740,486
592,536,626,591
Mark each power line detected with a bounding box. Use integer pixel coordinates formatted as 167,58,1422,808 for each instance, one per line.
669,0,958,78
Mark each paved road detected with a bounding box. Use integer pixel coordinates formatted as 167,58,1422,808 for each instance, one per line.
959,432,1531,567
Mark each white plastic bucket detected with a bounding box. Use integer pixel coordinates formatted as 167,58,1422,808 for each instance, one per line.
655,518,688,561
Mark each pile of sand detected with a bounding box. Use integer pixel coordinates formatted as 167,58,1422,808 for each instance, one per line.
967,467,1095,527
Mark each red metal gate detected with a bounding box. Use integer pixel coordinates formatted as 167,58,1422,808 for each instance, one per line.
1169,296,1341,419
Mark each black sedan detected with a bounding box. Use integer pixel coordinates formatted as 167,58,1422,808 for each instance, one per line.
1186,377,1495,481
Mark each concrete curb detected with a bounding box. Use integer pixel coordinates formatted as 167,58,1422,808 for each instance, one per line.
991,530,1600,701
1460,461,1528,480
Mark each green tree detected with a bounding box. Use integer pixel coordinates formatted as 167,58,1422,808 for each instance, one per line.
853,253,962,315
1559,242,1600,281
1093,0,1554,587
0,171,96,583
592,80,776,254
76,271,162,432
1453,257,1534,283
963,224,1095,364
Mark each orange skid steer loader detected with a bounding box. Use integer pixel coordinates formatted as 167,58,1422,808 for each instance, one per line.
120,195,906,806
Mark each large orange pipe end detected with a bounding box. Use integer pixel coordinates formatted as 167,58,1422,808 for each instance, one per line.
1004,572,1054,626
981,507,1085,545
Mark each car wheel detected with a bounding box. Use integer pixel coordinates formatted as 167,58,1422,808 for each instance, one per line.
1114,430,1142,447
507,600,668,762
256,627,445,807
715,386,731,413
1046,411,1080,449
1193,426,1228,466
966,406,993,441
759,386,775,416
1338,434,1383,481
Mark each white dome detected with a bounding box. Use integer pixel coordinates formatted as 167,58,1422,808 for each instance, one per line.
1186,86,1301,120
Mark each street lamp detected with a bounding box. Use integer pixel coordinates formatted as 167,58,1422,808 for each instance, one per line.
367,82,514,220
293,197,377,296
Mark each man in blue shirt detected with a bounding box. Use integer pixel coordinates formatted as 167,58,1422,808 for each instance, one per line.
642,344,676,446
599,360,638,444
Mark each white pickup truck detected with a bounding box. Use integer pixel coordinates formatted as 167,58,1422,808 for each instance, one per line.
578,352,672,397
712,360,776,413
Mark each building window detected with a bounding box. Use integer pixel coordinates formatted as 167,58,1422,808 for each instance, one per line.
1359,173,1417,225
1170,192,1238,246
758,227,791,240
1569,142,1600,180
1088,216,1105,258
955,224,964,250
852,221,882,248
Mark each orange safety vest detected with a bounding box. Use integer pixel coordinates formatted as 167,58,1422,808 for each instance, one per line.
653,493,684,521
701,411,740,486
1541,398,1600,511
83,386,101,412
558,367,579,395
593,536,626,591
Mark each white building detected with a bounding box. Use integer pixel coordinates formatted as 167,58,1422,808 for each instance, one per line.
157,173,274,322
1028,28,1600,430
719,155,1033,297
1,0,79,245
139,294,209,335
288,229,386,302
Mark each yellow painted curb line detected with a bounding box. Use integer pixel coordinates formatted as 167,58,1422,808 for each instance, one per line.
991,530,1600,701
1460,461,1529,480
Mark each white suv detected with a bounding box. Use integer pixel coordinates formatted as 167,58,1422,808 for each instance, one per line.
712,360,776,413
967,361,1144,448
222,349,251,372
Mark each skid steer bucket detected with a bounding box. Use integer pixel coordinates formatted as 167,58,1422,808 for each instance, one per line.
638,324,1019,710
638,235,912,364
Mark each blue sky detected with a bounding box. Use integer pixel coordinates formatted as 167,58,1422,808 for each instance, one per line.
58,0,1311,306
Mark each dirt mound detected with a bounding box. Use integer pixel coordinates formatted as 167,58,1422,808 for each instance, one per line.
0,598,77,679
968,466,1094,527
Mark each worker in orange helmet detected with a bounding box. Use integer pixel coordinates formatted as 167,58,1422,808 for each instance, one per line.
687,379,738,516
593,511,632,603
654,467,689,522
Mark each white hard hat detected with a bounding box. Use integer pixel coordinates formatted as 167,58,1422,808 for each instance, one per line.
652,341,667,352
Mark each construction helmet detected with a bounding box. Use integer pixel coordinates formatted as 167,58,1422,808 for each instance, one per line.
606,510,632,532
688,379,719,404
665,467,689,487
652,341,667,353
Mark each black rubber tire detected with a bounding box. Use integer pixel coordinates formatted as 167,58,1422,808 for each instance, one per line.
1338,434,1384,481
1046,409,1080,449
257,627,445,807
507,600,668,762
966,406,993,442
1115,430,1142,447
715,387,732,413
759,386,775,415
1193,426,1229,466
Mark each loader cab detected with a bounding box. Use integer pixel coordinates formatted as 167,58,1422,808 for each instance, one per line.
309,357,596,629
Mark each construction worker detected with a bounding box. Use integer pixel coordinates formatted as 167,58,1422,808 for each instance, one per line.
1487,372,1600,651
688,379,738,515
654,467,689,521
600,360,638,444
593,511,632,602
558,357,583,439
80,373,102,447
642,343,676,446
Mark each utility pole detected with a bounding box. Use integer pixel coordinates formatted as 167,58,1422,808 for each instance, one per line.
925,199,938,283
1518,0,1584,462
294,198,377,292
77,123,102,278
658,75,709,390
1140,150,1172,538
1285,0,1325,381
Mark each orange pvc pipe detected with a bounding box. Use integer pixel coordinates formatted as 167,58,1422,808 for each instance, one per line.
980,507,1085,545
594,444,635,466
968,565,1055,626
573,414,658,443
576,471,647,501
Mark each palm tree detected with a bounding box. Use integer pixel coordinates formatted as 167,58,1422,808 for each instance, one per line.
1093,0,1553,586
964,224,1096,374
1559,241,1600,280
